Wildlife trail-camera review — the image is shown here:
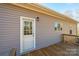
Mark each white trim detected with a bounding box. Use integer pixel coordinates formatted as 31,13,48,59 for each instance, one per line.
20,16,23,53
34,17,36,49
20,16,36,54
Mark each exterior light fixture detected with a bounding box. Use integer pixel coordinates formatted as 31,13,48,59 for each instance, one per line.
36,16,39,21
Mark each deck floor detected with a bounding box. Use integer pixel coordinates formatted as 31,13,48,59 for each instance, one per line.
22,43,79,56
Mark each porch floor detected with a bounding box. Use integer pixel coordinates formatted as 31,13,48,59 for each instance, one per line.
22,42,79,56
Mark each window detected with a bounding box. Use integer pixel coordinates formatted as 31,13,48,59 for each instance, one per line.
54,22,62,31
61,28,62,31
70,29,72,34
58,23,60,30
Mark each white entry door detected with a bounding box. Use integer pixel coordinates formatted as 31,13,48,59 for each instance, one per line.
20,16,36,53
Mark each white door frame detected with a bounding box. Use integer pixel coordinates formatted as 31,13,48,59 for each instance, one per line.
20,16,36,53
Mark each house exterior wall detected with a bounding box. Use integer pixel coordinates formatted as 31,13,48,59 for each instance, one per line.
0,4,77,55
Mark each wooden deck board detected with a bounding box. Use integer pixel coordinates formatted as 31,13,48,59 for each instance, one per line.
23,43,79,56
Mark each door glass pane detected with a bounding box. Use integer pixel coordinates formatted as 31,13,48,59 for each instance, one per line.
24,26,29,31
29,22,32,34
24,31,29,35
24,21,32,35
24,21,29,25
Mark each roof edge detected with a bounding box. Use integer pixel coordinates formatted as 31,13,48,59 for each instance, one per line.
31,3,78,23
12,3,78,23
